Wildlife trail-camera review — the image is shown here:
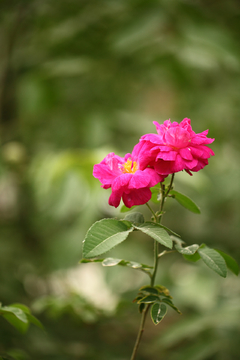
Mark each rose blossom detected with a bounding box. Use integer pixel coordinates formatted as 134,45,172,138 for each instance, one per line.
93,151,165,208
134,118,215,176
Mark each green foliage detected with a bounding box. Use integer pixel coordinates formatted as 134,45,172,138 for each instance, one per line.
175,244,199,255
82,215,175,262
176,242,237,277
169,190,201,214
134,223,173,249
178,242,237,277
102,257,152,272
216,250,239,276
80,257,153,276
134,285,181,325
158,225,180,238
138,295,160,304
1,0,240,358
82,219,134,258
151,303,167,325
0,303,43,334
139,286,159,295
138,303,145,314
183,252,201,262
161,298,182,315
198,244,227,278
124,212,145,225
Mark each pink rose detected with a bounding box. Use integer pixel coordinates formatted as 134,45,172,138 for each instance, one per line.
93,151,165,208
135,118,215,176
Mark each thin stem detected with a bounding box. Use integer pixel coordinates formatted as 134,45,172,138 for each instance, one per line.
130,175,175,360
151,182,165,285
130,305,150,360
146,202,157,221
159,182,165,213
158,250,176,258
165,173,175,198
151,240,159,286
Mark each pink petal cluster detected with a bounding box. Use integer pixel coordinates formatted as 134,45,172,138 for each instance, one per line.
135,118,215,176
93,118,215,208
93,151,165,208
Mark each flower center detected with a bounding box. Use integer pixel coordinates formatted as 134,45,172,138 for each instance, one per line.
121,160,138,174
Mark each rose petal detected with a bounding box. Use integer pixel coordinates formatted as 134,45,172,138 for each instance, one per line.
179,147,193,160
141,133,163,144
93,163,118,186
142,168,166,186
112,173,132,192
128,171,150,189
109,190,122,208
156,150,177,161
122,188,152,208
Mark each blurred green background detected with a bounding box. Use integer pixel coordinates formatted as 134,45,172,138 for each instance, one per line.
0,0,240,359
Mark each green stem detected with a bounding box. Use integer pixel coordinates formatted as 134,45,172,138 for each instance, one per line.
130,305,150,360
160,182,165,213
158,250,176,258
130,174,175,360
165,173,175,198
146,202,157,221
151,240,159,286
151,181,166,285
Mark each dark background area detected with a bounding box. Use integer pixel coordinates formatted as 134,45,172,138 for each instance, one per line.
0,1,240,359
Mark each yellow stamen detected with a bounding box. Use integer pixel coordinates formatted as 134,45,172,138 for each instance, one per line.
121,160,138,174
